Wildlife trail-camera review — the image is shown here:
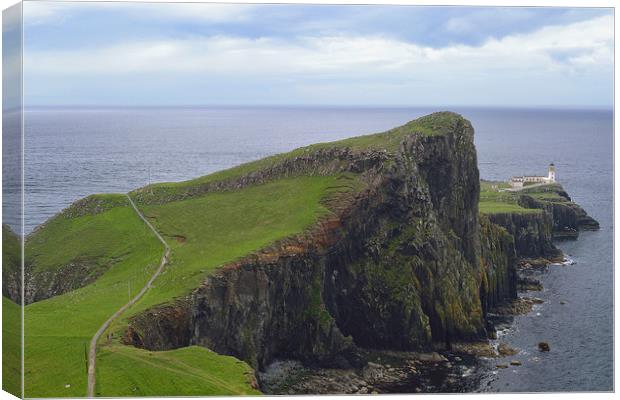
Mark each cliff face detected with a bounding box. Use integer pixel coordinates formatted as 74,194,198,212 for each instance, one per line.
2,225,21,304
123,113,516,370
518,192,599,239
478,217,517,311
482,185,600,261
2,195,136,304
485,211,558,258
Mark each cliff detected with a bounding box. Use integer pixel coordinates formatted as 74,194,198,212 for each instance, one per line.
480,181,599,260
2,225,21,304
122,112,514,371
485,211,558,258
517,185,599,239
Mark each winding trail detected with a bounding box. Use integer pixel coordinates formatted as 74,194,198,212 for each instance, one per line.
503,182,553,192
86,194,170,398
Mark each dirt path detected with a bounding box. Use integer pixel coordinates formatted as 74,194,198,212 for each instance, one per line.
86,194,170,397
504,182,553,192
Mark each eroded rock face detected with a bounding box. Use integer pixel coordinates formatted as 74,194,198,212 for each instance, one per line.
3,256,113,305
518,192,600,238
2,224,22,304
123,113,512,370
23,259,111,304
123,300,192,350
479,216,517,313
486,212,559,258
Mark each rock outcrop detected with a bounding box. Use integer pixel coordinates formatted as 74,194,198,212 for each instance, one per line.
483,184,599,261
517,189,599,239
2,224,22,304
485,211,559,259
4,195,131,305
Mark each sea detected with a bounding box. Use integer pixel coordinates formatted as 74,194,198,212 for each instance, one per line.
6,106,614,392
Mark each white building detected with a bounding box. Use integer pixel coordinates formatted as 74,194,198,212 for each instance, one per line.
509,163,556,188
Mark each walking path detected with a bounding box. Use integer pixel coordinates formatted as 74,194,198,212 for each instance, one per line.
502,182,553,192
86,194,170,397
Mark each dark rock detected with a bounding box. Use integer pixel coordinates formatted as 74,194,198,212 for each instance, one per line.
510,360,522,366
486,211,558,259
517,191,599,238
517,276,543,291
538,342,550,352
497,343,518,357
417,352,448,363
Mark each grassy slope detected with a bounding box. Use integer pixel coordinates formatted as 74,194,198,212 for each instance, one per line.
138,112,455,196
120,175,356,319
3,297,21,397
479,181,543,215
3,225,22,397
97,345,259,396
22,195,165,397
25,195,139,273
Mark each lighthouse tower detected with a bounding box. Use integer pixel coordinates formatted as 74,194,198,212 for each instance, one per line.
548,163,556,182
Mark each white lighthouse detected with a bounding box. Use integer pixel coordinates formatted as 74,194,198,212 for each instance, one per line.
548,163,556,182
509,163,557,188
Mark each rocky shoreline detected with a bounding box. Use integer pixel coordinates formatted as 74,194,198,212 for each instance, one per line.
259,350,480,394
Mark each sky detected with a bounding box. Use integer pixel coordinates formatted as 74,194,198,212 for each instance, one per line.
18,2,615,108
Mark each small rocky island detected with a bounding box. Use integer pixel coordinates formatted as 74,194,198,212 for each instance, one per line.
3,112,599,396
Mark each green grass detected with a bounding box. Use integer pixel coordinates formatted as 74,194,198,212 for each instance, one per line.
479,181,542,215
23,192,258,397
96,345,260,396
528,192,566,201
121,174,358,319
3,297,21,398
23,196,164,397
480,180,511,191
133,112,462,203
25,195,147,273
3,225,22,397
478,201,542,215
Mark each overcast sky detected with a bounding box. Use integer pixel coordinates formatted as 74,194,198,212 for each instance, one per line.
21,2,614,108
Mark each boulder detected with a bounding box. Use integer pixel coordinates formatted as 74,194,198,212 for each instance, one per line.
497,342,518,356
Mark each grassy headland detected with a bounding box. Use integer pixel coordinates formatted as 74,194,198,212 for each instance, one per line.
14,113,465,397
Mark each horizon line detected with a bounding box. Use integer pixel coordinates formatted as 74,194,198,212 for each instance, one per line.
21,104,615,112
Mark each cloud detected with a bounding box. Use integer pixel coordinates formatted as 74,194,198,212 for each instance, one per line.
22,10,613,107
25,14,612,75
